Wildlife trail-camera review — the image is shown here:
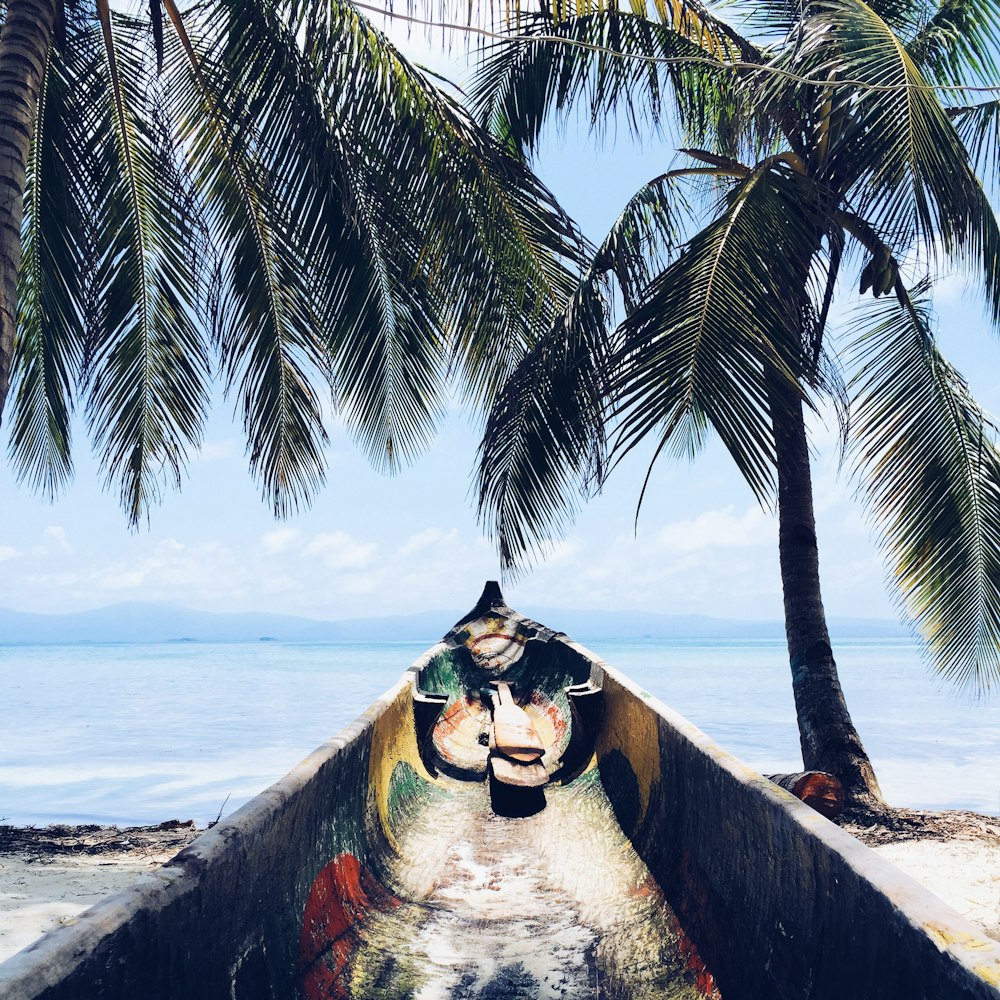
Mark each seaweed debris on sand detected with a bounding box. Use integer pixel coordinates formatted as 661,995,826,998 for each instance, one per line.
844,807,1000,942
0,821,200,962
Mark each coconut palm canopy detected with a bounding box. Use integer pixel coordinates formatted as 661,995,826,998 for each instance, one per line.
472,0,1000,697
465,0,1000,810
1,0,585,523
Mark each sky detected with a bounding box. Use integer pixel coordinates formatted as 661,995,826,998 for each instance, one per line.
1,20,998,624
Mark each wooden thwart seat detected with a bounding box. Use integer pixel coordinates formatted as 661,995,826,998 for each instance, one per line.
489,753,549,788
491,682,544,761
488,681,549,788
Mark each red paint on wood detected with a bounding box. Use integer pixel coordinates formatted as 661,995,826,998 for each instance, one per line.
529,690,568,745
669,913,723,999
299,854,401,1000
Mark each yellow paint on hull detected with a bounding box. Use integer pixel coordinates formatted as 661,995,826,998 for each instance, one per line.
596,676,661,832
368,684,436,850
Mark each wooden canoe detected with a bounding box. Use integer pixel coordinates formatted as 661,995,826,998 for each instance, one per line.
1,581,999,1000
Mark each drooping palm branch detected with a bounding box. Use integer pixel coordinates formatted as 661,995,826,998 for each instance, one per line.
849,281,1000,687
5,0,586,523
473,0,1000,694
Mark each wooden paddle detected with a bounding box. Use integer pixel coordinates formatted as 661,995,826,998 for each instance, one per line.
490,682,545,763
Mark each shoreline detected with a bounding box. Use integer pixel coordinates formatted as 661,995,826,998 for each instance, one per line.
0,821,201,963
1,811,997,966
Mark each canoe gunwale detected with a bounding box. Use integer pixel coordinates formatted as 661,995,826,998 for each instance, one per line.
557,634,1000,998
0,646,451,999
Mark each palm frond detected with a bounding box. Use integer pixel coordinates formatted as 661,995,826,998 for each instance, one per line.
9,34,87,497
734,0,932,40
469,10,760,160
848,281,1000,689
301,0,587,418
428,101,587,406
791,0,983,259
321,118,448,471
609,162,823,506
163,0,335,515
474,165,701,568
83,4,210,525
906,0,1000,86
948,99,1000,191
477,277,612,572
592,167,702,310
231,0,448,474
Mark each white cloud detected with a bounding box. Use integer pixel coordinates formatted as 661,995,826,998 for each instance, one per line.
258,573,299,595
654,505,774,552
397,527,458,558
0,545,20,562
85,540,241,598
304,531,377,570
543,538,583,565
44,526,73,554
261,528,301,554
336,572,380,595
99,569,149,590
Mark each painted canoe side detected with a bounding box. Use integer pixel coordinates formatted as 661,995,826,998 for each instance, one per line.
588,655,1000,999
0,585,998,1000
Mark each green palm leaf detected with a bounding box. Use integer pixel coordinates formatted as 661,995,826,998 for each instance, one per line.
83,3,210,524
9,34,87,497
426,102,586,408
592,168,701,310
300,0,586,423
792,0,987,258
477,277,612,571
906,0,1000,85
475,167,699,568
848,282,1000,689
948,99,1000,191
162,0,335,516
610,163,822,505
733,0,929,40
162,0,586,494
225,0,447,475
304,1,503,466
470,9,760,160
772,0,1000,325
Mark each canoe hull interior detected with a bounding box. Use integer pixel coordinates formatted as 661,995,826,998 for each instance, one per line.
1,584,999,1000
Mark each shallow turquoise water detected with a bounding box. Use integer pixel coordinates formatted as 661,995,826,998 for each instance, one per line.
0,637,997,826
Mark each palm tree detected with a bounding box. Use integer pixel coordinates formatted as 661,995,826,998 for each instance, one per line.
0,0,584,521
472,0,1000,811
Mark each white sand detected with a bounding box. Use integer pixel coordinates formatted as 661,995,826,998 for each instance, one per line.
1,836,998,966
0,849,177,963
872,838,1000,941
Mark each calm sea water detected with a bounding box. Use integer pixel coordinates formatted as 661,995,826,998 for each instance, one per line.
1,638,998,827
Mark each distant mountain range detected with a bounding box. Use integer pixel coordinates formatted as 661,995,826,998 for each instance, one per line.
0,601,909,644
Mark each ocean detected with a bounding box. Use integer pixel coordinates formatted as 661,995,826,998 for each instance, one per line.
1,637,998,827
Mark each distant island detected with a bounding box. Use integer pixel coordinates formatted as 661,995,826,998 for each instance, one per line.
0,601,909,645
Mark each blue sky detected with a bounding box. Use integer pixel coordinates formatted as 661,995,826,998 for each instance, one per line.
1,23,998,622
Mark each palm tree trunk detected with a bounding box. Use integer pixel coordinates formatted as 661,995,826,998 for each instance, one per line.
772,383,885,813
0,0,58,424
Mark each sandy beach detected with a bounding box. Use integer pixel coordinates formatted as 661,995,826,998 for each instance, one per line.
0,822,200,963
844,808,1000,942
874,839,1000,939
1,813,997,966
